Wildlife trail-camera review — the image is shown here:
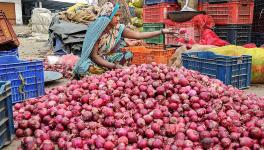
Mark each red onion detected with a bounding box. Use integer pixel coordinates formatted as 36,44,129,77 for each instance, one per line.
49,131,60,142
16,128,24,137
97,127,109,138
72,137,84,148
137,139,147,149
127,132,137,143
104,141,115,150
24,128,33,136
13,64,264,149
145,129,154,138
239,137,254,147
95,136,106,148
40,140,55,150
116,128,128,137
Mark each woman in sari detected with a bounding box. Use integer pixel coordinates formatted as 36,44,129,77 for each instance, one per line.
74,2,176,76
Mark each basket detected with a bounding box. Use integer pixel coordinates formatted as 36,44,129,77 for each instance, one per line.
182,51,252,89
213,24,252,45
0,48,19,57
143,3,180,23
122,45,175,65
0,11,19,47
0,81,14,149
143,23,164,44
199,2,254,25
0,56,45,103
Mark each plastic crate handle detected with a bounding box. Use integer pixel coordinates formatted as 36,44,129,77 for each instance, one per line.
237,57,243,64
18,73,26,96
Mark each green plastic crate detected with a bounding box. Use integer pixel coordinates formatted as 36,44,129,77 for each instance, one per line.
143,23,164,44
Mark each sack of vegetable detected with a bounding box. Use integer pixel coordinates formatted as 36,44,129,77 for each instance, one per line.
135,7,143,18
209,45,264,84
132,0,143,8
131,17,143,27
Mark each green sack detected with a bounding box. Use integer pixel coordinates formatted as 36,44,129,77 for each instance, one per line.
210,45,264,84
132,0,143,8
135,7,142,18
131,17,143,27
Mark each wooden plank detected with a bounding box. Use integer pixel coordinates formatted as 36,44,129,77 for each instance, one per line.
0,3,16,24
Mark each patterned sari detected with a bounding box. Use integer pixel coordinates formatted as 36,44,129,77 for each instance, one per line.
73,2,133,77
88,24,133,74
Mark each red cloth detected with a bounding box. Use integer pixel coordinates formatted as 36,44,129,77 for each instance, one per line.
243,43,257,48
192,14,215,32
192,15,229,46
200,29,229,46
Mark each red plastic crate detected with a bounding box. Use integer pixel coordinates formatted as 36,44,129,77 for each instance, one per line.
200,2,254,25
164,20,201,46
143,3,180,23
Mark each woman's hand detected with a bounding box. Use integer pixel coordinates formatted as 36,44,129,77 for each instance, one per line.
114,64,123,69
125,38,143,46
161,28,175,34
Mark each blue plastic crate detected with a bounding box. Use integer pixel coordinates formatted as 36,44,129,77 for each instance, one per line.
0,48,19,57
0,81,14,149
182,51,252,89
144,0,177,5
0,56,45,103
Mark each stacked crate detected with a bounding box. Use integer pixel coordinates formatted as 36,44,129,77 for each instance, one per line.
251,0,264,46
126,0,180,65
199,0,254,45
0,12,45,104
143,0,179,45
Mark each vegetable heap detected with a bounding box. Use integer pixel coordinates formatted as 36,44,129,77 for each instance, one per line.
14,63,264,150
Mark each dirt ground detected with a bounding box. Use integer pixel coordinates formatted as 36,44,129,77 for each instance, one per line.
14,25,52,60
2,25,264,150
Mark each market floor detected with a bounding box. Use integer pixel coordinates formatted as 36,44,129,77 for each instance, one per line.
2,26,264,150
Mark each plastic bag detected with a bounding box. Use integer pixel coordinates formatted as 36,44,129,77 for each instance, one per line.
200,29,229,46
59,54,80,67
243,43,257,48
209,45,264,83
47,56,60,65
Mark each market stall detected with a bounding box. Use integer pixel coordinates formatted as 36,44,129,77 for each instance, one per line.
0,0,264,149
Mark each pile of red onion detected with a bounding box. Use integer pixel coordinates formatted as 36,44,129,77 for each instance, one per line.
14,63,264,149
44,61,73,79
